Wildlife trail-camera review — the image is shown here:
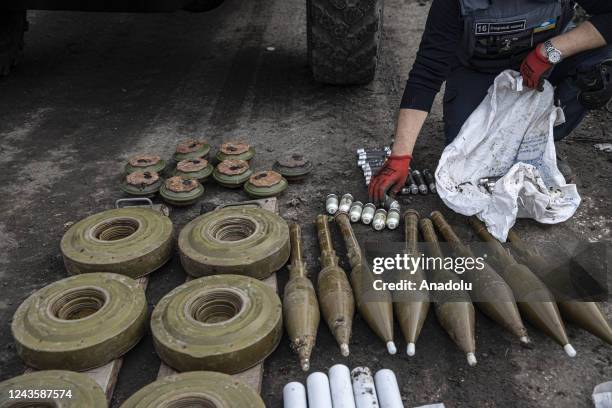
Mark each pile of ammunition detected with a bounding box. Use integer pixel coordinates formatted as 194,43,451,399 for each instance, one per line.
325,193,401,231
356,146,390,185
283,365,403,408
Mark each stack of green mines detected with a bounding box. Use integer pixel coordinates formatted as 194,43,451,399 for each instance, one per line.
159,176,204,206
173,139,211,161
396,210,430,357
334,211,396,355
507,228,612,345
315,214,355,357
419,218,477,366
120,171,163,197
469,217,576,357
124,154,166,175
178,206,290,279
173,157,214,182
0,371,107,408
151,275,283,374
244,170,289,198
60,207,174,278
430,211,529,344
119,371,265,408
283,223,320,371
215,141,255,162
12,273,147,371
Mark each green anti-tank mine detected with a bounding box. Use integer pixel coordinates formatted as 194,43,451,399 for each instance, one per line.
173,139,211,161
173,157,213,181
273,154,313,181
61,207,173,278
12,273,147,371
244,170,288,198
119,371,265,408
0,370,107,408
215,141,255,162
124,154,166,175
179,205,290,279
120,171,162,197
151,275,282,374
159,175,204,206
212,159,253,188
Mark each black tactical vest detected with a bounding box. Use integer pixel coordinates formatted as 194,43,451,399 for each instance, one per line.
458,0,575,72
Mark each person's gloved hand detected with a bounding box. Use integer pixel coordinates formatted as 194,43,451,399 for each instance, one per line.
520,44,553,91
368,154,412,204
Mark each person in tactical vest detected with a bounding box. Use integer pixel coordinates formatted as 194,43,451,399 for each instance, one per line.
369,0,611,203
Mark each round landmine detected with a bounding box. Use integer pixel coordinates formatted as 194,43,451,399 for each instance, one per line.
244,170,288,198
273,153,313,181
173,158,213,182
120,171,162,197
125,154,166,175
159,176,204,206
151,275,282,374
173,139,211,161
178,206,290,279
215,141,255,162
119,371,265,408
61,207,173,278
212,159,253,188
0,370,107,407
12,273,147,371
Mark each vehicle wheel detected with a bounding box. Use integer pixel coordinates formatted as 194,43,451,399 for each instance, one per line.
184,0,225,12
0,10,27,76
307,0,383,85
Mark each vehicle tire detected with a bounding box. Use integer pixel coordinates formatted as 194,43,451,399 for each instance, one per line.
307,0,383,85
184,0,225,12
0,10,27,76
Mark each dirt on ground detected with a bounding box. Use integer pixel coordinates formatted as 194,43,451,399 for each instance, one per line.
0,0,610,407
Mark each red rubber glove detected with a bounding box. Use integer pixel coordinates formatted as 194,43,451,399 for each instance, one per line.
520,44,552,91
368,154,412,204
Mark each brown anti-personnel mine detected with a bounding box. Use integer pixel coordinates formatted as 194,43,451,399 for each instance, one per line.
213,159,253,188
120,171,162,197
12,273,147,371
119,371,265,408
124,154,166,175
216,141,255,162
315,214,355,357
159,175,204,206
0,370,107,408
173,158,214,182
283,223,320,371
173,139,211,161
178,205,290,279
151,275,283,374
61,207,173,278
273,154,313,181
244,170,289,198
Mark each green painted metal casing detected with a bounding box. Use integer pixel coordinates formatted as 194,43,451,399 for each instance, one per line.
124,157,166,175
179,206,290,279
273,155,313,181
159,180,205,206
60,207,174,278
215,146,255,162
212,166,253,188
173,164,214,182
12,273,147,371
151,275,283,374
120,175,162,197
244,176,288,198
119,371,265,408
173,142,211,162
0,370,106,407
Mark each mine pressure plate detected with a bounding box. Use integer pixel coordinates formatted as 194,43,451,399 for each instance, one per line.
173,158,213,182
173,139,211,161
212,159,253,188
159,176,204,206
120,171,162,197
273,153,313,180
124,154,166,175
244,170,288,198
215,141,255,162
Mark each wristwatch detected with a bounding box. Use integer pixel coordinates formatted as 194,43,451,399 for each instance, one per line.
541,40,563,64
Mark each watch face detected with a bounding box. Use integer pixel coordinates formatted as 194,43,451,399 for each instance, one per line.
548,50,562,64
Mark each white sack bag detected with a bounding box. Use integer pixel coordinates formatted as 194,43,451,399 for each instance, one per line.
435,70,581,241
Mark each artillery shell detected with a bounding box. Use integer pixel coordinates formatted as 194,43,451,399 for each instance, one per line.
326,194,339,215
61,207,173,278
179,206,290,279
430,211,529,344
349,201,364,222
412,170,428,194
395,210,430,356
159,176,204,206
151,275,283,373
284,224,320,371
125,154,166,175
120,171,162,197
386,208,401,230
173,157,213,182
244,170,289,198
335,212,396,354
213,159,253,188
316,215,355,356
273,153,313,181
373,209,387,231
507,229,612,344
361,203,376,224
119,371,265,408
216,141,255,162
469,217,575,356
422,169,437,194
173,139,211,161
12,273,147,371
419,218,477,366
0,371,106,408
339,193,354,213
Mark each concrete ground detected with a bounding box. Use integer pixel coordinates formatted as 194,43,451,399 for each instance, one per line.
0,0,610,406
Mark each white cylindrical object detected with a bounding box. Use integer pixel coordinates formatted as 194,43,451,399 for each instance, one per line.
349,201,364,223
372,209,387,231
326,194,339,215
284,382,308,408
307,372,333,408
338,193,354,213
361,203,376,224
374,369,403,408
351,367,379,408
329,364,356,408
386,208,400,230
